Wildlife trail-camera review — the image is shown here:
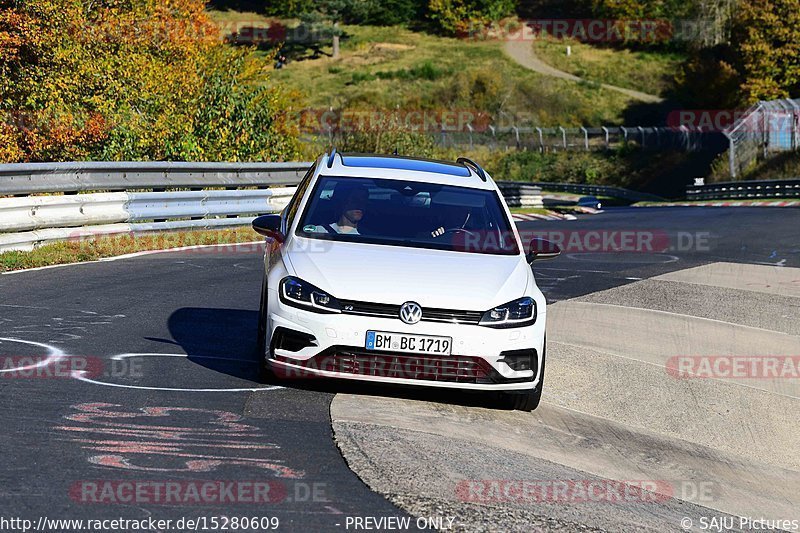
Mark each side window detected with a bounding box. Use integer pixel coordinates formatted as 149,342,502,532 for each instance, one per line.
284,162,316,229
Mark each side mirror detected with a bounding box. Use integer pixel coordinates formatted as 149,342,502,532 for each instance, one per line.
527,238,561,263
252,214,284,242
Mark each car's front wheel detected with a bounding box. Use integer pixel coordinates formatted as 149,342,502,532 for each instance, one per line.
500,339,545,411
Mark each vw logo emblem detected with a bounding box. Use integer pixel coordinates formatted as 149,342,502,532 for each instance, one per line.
399,301,423,325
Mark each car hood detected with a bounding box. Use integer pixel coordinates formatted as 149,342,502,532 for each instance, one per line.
284,239,529,310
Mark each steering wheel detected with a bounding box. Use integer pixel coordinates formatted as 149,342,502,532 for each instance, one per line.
441,227,478,238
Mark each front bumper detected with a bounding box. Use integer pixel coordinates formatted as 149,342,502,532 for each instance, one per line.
266,289,546,391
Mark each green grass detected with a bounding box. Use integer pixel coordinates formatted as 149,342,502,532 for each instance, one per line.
0,228,262,272
509,207,554,215
270,24,635,126
533,38,685,97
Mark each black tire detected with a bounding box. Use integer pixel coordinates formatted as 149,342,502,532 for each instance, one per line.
500,339,546,412
256,275,277,383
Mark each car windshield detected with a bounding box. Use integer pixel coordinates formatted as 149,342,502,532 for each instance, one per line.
296,176,520,255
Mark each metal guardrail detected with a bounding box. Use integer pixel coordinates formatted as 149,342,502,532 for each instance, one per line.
686,179,800,200
0,162,308,252
499,181,662,202
0,162,561,253
0,161,309,195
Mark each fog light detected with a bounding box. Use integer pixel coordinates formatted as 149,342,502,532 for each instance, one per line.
498,349,536,371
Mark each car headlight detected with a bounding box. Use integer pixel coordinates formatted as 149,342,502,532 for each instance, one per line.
279,276,342,314
480,297,536,328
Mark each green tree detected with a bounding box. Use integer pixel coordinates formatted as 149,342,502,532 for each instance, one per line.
298,0,352,58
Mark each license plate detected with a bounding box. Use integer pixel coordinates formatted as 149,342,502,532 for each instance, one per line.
366,330,452,355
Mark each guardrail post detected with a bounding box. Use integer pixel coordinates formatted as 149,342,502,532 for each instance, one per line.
536,127,544,152
559,126,567,149
621,126,628,146
581,127,589,150
638,126,645,148
679,125,689,152
724,131,736,178
513,126,520,150
602,126,609,149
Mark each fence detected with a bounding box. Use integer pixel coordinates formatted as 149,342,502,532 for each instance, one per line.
686,178,800,200
309,125,709,153
725,98,800,178
0,162,551,252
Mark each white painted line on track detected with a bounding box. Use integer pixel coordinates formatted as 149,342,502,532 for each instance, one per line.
0,337,66,373
110,353,256,363
73,372,281,392
72,352,283,392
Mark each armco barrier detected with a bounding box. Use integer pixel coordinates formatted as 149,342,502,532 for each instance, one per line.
509,182,663,202
1,162,549,252
0,161,309,195
686,179,800,200
0,162,307,252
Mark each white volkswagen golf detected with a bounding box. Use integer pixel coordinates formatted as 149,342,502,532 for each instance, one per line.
252,150,560,410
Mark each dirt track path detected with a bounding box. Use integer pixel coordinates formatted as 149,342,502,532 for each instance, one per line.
504,40,665,104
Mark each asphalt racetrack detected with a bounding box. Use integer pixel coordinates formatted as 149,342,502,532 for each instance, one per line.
1,206,798,532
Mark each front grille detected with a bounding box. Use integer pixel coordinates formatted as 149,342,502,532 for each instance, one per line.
340,300,400,318
278,349,493,384
339,300,482,325
422,308,483,324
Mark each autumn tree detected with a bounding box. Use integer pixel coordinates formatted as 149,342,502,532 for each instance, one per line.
730,0,800,102
0,0,300,162
427,0,517,35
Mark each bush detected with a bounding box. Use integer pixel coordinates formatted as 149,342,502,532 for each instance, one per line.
375,61,450,80
494,150,619,184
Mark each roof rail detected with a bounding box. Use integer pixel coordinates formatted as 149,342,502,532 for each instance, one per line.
456,157,487,182
327,148,338,168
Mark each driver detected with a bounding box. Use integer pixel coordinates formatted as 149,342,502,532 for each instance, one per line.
311,184,369,235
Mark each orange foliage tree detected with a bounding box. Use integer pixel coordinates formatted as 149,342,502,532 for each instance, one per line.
0,0,300,162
